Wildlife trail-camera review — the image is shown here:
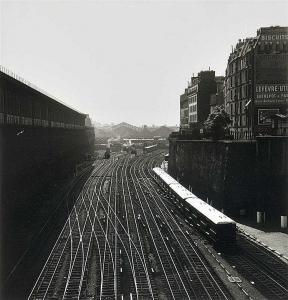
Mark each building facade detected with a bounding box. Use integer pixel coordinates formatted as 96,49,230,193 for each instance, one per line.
180,70,217,131
224,26,288,139
180,89,189,129
210,76,224,113
224,37,256,139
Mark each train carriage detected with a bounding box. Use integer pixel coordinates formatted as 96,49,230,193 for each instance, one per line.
169,183,197,200
185,198,236,246
153,167,236,249
153,167,178,189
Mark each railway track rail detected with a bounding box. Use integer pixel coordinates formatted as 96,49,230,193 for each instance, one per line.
221,231,288,299
29,158,118,299
141,152,288,300
132,152,232,300
32,150,288,300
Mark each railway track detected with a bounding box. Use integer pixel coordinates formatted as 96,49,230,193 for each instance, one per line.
30,150,269,299
138,152,288,300
132,152,232,299
221,231,288,299
2,162,94,300
29,157,118,299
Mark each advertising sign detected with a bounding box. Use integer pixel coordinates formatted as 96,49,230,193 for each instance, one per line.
255,84,288,105
260,34,288,41
258,108,279,125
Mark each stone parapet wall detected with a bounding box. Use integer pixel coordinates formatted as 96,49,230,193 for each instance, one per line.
168,136,288,217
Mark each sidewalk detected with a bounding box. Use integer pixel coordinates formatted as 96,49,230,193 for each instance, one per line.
237,223,288,260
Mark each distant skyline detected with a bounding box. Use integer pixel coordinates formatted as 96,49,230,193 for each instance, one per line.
1,0,288,126
93,121,177,128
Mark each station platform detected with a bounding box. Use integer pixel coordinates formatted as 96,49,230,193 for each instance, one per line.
237,222,288,261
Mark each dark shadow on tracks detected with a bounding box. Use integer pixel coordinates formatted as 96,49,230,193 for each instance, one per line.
1,165,94,300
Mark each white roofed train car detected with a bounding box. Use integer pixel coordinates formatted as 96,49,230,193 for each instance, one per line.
169,183,197,200
153,167,178,189
185,197,236,248
152,167,236,249
168,183,197,209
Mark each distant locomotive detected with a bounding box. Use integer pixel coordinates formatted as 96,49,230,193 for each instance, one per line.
131,148,137,155
103,148,110,159
153,167,236,249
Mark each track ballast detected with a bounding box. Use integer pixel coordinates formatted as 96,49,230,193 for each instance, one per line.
29,151,233,299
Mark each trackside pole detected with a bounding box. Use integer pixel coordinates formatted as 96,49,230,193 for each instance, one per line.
281,215,287,229
257,211,266,224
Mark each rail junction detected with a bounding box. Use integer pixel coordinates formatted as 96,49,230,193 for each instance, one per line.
29,150,288,299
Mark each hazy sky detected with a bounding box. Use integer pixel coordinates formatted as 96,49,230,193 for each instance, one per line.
1,0,288,126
